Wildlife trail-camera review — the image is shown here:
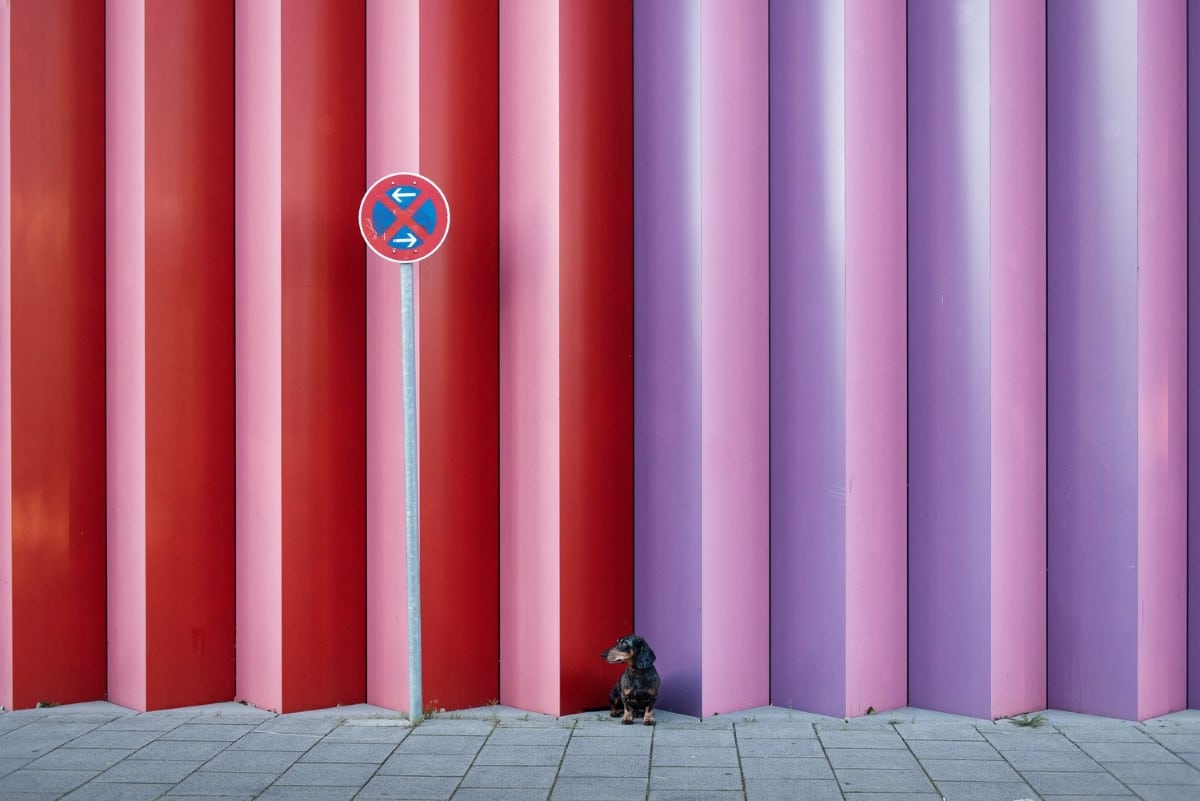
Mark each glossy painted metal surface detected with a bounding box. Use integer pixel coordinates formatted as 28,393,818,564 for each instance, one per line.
2,0,108,710
1190,2,1200,710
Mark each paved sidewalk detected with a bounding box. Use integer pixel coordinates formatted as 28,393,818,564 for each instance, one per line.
1,702,1198,801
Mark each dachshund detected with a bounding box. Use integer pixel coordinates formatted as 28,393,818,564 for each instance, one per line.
601,634,659,725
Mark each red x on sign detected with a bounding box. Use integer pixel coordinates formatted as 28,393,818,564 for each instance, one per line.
359,172,451,263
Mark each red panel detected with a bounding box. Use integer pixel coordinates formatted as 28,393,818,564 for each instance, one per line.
280,0,367,711
418,0,501,711
558,1,635,712
7,0,107,709
144,0,235,709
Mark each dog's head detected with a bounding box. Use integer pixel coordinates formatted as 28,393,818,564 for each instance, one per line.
601,634,656,670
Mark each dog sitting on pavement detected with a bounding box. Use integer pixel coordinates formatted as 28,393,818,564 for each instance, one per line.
601,634,660,726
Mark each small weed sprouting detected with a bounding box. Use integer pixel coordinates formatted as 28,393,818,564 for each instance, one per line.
1008,712,1046,728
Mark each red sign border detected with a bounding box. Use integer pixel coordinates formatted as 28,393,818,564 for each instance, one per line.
359,172,451,263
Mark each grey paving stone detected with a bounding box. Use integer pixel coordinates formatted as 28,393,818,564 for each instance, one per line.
300,741,396,763
825,747,921,769
920,758,1024,782
1149,733,1200,752
1,723,112,755
895,723,986,741
1103,760,1200,784
0,756,31,776
732,722,818,739
94,757,202,783
398,734,489,754
63,730,163,750
549,776,647,801
734,737,822,757
838,794,943,801
1178,752,1200,769
819,730,906,749
473,744,565,766
321,723,411,744
652,745,739,767
253,716,340,736
558,754,650,777
410,719,497,736
160,723,256,742
274,761,378,786
648,766,743,791
565,735,651,755
904,738,1001,760
488,726,572,746
1126,786,1200,801
0,767,96,793
647,791,745,801
1058,725,1154,743
741,756,834,780
26,747,130,771
833,768,936,793
130,738,229,761
166,769,276,796
257,787,359,801
357,774,460,800
571,719,654,738
201,748,300,773
377,751,475,776
60,781,173,801
982,730,1080,752
1000,746,1100,772
932,780,1041,801
745,778,843,801
1022,769,1132,795
453,789,549,801
460,764,557,788
1078,740,1181,763
225,730,320,752
97,715,184,733
652,729,736,748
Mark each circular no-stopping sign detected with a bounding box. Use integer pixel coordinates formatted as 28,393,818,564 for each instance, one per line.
359,172,450,263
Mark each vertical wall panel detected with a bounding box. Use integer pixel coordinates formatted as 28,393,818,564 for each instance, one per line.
107,0,235,712
907,0,1046,719
1,0,107,711
1190,0,1200,710
499,0,633,716
637,0,769,718
237,0,366,713
771,0,907,718
366,0,501,714
1048,0,1187,720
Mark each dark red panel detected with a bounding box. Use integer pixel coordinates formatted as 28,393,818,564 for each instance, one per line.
145,0,236,709
7,0,107,709
417,0,501,713
558,1,635,712
280,0,367,711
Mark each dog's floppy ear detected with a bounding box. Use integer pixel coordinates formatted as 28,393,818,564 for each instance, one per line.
634,641,656,670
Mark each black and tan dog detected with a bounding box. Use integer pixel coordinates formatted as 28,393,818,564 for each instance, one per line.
601,634,659,725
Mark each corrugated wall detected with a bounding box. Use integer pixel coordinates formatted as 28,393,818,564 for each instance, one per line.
1,0,1197,722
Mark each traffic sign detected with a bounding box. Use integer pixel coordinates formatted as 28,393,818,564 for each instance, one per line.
359,172,450,263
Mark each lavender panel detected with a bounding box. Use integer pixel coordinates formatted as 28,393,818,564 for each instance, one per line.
906,0,992,719
1046,0,1139,718
1188,2,1200,710
768,0,847,716
633,0,702,716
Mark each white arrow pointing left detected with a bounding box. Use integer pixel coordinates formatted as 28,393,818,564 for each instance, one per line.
390,187,418,204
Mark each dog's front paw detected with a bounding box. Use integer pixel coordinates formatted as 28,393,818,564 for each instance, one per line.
643,712,656,726
609,709,622,718
621,711,634,724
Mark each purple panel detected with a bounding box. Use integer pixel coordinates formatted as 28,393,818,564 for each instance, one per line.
906,0,992,719
1190,0,1200,710
633,0,701,715
1046,0,1139,719
768,0,847,716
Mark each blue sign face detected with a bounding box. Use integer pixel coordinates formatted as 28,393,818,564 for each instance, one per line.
359,172,452,263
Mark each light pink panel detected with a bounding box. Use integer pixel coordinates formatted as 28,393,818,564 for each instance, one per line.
498,0,561,714
234,0,283,711
698,0,770,716
989,0,1047,718
1136,0,1187,720
0,1,10,706
844,0,907,716
365,0,420,713
105,0,148,710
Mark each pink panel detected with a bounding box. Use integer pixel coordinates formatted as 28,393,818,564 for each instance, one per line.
698,0,769,716
1135,0,1187,720
234,0,283,711
0,1,10,708
105,0,148,710
365,0,419,713
498,0,561,715
844,0,907,716
989,0,1047,718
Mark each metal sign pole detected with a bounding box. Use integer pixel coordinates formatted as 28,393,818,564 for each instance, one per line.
401,260,423,724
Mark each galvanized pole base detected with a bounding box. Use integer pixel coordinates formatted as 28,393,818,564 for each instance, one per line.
401,261,423,723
